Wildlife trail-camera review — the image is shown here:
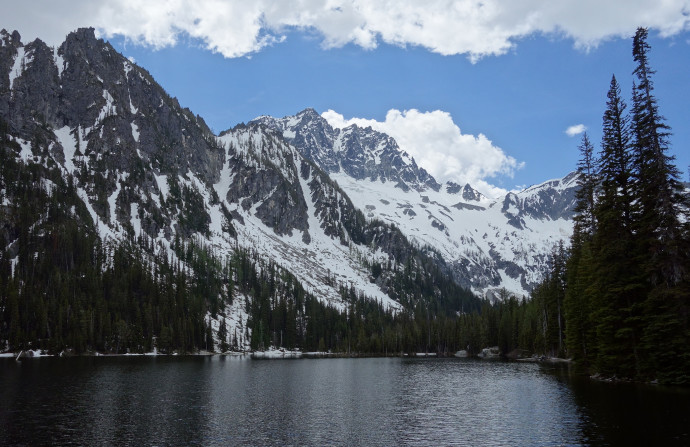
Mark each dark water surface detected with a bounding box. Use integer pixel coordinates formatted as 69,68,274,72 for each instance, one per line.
1,356,689,446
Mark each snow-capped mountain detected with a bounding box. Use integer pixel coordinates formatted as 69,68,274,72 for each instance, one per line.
253,109,440,192
1,28,482,350
0,24,575,331
252,110,578,299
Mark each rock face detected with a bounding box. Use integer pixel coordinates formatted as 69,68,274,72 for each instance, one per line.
0,27,577,304
257,109,578,298
253,109,441,192
0,28,469,314
221,125,311,242
0,27,226,237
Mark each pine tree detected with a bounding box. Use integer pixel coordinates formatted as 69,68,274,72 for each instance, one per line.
218,318,229,353
630,27,690,382
572,132,597,239
600,75,634,229
630,27,686,287
552,242,568,357
590,72,645,377
564,133,598,364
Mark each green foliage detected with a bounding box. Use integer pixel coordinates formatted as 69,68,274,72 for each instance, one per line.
536,28,690,384
0,136,215,354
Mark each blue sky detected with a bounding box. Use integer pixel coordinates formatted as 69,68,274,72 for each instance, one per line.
5,1,690,195
110,30,690,193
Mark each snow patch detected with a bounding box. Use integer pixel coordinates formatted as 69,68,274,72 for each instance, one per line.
53,126,78,173
76,187,119,243
123,60,132,77
53,46,64,77
97,90,116,123
17,138,33,162
10,256,18,277
9,46,25,90
131,122,139,142
130,202,141,237
207,292,252,352
155,174,169,198
108,177,122,225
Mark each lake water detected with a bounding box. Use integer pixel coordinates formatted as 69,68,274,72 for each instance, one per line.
1,356,689,446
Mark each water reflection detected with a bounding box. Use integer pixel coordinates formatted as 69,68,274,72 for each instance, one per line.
205,357,400,445
0,357,215,446
1,356,689,446
557,366,690,446
392,360,586,446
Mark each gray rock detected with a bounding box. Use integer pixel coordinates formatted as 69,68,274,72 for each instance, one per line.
252,109,441,193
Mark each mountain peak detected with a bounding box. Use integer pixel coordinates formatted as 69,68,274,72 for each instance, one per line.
260,109,441,192
0,29,22,46
462,183,484,202
63,27,99,47
297,107,319,117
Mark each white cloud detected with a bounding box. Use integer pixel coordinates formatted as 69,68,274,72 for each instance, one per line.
2,1,689,60
322,109,523,198
565,124,587,137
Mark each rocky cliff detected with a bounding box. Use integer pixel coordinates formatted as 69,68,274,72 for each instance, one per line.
1,27,576,310
253,109,578,298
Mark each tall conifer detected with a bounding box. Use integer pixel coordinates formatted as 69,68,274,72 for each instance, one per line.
573,132,597,239
631,27,685,287
631,27,690,382
591,74,644,376
564,133,597,364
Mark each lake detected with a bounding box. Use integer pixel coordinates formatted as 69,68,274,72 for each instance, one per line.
1,356,689,446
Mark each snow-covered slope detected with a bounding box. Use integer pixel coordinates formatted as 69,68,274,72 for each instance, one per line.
215,124,401,311
0,28,406,315
1,26,576,312
254,110,578,299
337,172,576,298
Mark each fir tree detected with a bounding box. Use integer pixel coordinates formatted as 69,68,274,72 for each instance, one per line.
591,73,644,377
630,27,685,287
564,133,598,364
630,27,690,382
600,75,634,230
572,132,597,239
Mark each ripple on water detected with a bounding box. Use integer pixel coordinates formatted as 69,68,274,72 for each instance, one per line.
2,356,689,446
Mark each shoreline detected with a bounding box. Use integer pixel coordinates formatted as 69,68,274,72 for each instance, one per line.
2,348,573,362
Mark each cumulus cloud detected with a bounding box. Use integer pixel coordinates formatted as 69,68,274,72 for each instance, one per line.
565,124,587,137
3,1,689,60
322,109,524,198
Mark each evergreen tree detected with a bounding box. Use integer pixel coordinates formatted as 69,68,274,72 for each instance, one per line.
630,27,686,287
552,242,568,357
630,27,690,382
564,133,598,364
564,242,596,364
572,132,598,239
600,76,634,229
591,73,644,377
